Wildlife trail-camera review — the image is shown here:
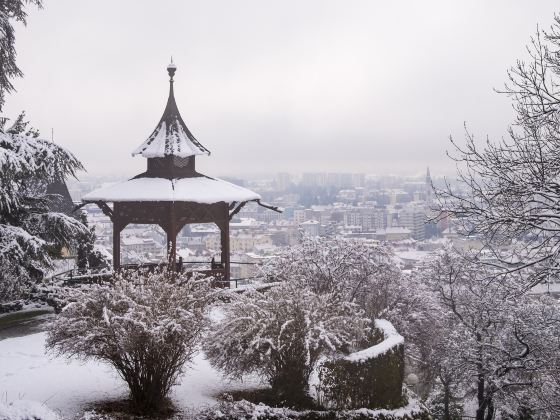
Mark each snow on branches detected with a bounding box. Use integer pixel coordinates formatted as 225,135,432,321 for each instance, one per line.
416,248,560,419
0,1,43,111
436,17,560,286
205,282,370,406
0,224,47,301
205,236,403,405
0,118,87,301
259,235,401,319
46,271,215,412
0,118,83,214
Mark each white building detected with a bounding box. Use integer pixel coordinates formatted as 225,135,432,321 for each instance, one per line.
300,220,320,236
399,206,427,240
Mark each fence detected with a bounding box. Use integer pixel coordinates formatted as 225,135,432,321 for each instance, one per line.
48,260,262,289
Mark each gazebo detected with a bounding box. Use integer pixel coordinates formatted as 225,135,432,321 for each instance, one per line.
82,62,278,282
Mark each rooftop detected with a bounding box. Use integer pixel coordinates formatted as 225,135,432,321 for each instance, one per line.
132,63,210,159
82,176,261,204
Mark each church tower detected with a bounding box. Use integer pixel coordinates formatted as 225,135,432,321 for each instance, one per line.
425,166,433,205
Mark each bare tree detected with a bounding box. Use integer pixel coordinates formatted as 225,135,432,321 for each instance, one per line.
436,17,560,287
419,249,560,420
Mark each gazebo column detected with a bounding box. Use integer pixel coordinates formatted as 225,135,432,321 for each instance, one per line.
218,218,230,283
112,219,125,271
166,202,177,270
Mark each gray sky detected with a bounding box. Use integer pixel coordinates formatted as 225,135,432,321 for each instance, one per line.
4,0,559,178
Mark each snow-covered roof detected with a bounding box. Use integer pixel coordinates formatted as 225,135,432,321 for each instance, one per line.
121,236,157,246
395,250,431,262
132,64,210,158
82,176,261,204
376,227,411,235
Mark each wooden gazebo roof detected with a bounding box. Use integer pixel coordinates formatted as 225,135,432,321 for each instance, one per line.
131,62,210,159
83,176,260,204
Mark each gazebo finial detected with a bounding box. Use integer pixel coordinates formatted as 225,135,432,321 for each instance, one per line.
167,57,176,81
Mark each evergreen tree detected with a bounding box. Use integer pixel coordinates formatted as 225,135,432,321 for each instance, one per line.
76,211,109,271
76,212,93,270
0,113,87,301
0,0,43,111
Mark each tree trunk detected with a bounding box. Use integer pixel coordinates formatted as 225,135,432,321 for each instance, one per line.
443,381,451,420
476,335,486,420
485,398,494,420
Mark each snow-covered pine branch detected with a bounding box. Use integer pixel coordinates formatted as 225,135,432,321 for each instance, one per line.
0,122,83,213
0,120,87,301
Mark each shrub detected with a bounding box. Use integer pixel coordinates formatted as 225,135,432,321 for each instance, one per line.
204,282,369,407
260,236,398,313
46,271,213,413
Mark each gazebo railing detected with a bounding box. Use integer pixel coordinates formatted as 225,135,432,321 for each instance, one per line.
48,260,261,289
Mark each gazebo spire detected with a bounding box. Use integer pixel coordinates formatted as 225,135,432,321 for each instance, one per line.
132,62,210,159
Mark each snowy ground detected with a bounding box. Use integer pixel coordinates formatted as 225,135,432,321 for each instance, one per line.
0,328,261,418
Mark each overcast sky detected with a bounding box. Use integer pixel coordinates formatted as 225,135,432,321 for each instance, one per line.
4,1,559,179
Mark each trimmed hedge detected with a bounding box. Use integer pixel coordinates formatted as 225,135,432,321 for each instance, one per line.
317,319,405,410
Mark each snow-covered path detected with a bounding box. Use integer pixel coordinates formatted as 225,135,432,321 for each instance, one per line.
0,332,258,418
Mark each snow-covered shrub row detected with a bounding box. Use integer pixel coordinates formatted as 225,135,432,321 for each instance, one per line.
30,280,88,313
31,270,112,313
317,319,405,410
195,392,431,420
0,298,24,313
0,399,61,420
47,271,216,413
78,410,115,420
343,320,404,363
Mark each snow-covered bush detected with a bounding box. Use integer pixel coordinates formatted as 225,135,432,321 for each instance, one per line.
0,115,87,302
260,235,401,319
205,282,370,407
46,271,214,413
77,411,115,420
